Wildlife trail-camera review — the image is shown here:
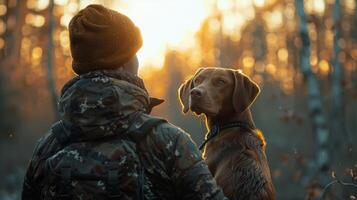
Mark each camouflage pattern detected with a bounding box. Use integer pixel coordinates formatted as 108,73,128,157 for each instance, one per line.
22,68,227,200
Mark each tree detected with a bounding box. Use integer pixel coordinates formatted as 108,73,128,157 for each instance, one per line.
330,0,349,149
295,0,330,193
0,0,25,139
46,0,59,120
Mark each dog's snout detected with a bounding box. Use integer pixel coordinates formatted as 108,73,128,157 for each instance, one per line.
190,88,203,98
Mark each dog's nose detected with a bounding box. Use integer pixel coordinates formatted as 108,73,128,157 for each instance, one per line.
190,88,202,98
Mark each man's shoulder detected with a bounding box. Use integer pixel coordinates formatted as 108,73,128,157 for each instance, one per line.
140,114,190,142
156,121,187,136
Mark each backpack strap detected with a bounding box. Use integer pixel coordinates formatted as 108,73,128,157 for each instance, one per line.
105,162,122,199
128,116,167,199
51,122,74,200
58,164,72,200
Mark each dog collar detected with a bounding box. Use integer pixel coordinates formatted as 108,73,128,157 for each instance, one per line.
198,121,254,150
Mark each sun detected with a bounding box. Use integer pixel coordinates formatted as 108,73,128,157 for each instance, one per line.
113,0,209,69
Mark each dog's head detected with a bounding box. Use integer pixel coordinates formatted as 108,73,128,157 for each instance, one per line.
178,67,260,117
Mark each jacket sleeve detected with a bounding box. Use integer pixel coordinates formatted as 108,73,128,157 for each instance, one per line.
168,129,228,200
22,132,58,200
22,159,41,200
22,138,44,200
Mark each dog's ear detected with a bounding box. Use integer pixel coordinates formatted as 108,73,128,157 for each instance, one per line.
178,68,203,114
178,79,193,113
232,70,260,114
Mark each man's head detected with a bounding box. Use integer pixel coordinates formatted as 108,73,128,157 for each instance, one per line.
178,68,260,117
69,4,142,75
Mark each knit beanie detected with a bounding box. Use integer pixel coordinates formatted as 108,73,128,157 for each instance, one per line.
69,4,142,75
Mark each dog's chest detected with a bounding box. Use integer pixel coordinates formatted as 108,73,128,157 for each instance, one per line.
203,132,245,174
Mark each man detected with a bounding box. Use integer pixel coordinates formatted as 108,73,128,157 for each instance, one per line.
22,4,227,200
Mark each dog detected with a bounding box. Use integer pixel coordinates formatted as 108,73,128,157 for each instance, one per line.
178,67,275,200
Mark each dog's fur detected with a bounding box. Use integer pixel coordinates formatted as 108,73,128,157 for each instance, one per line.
178,68,275,200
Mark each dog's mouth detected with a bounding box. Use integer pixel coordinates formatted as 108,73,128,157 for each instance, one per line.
190,100,217,116
190,104,203,115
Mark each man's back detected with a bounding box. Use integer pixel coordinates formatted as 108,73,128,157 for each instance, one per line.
22,69,226,200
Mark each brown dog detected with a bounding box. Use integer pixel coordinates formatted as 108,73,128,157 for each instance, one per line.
178,67,275,200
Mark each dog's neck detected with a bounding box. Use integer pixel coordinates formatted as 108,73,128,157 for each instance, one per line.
205,109,255,131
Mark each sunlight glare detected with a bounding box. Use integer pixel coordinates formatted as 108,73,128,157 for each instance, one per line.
217,0,233,11
25,13,45,27
253,0,265,7
113,0,208,69
27,0,49,11
313,0,325,14
62,0,262,70
223,13,246,36
54,0,69,6
264,9,283,30
306,0,325,15
277,48,288,62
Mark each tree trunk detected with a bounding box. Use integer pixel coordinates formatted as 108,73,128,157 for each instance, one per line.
47,0,59,120
295,0,330,191
331,0,349,148
0,0,25,138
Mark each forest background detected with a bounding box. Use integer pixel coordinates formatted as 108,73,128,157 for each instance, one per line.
0,0,357,199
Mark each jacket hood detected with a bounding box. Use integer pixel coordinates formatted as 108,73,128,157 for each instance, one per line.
58,69,160,141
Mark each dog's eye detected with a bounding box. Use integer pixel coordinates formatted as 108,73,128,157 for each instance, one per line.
217,79,226,85
194,77,202,84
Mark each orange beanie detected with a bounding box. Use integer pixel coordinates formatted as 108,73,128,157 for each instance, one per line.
69,4,142,75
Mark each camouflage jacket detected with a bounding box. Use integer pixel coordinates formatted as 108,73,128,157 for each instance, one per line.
22,69,227,200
